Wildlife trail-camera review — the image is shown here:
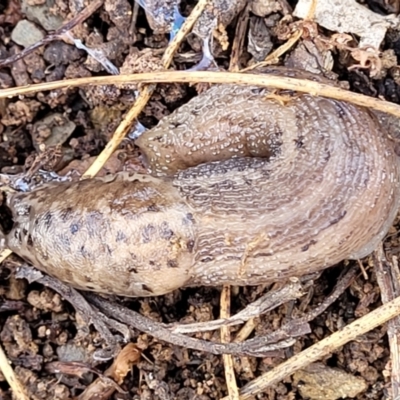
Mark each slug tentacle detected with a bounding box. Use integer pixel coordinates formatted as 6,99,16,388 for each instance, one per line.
1,69,399,297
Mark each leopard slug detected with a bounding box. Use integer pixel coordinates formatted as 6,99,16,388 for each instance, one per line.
1,69,399,297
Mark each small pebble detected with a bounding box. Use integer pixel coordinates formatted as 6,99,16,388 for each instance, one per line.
31,113,76,152
21,0,64,31
11,20,45,48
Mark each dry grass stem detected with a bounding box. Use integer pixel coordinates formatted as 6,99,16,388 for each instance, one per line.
2,71,400,117
220,286,240,400
0,343,29,400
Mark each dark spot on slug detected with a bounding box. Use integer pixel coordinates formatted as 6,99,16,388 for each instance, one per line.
182,213,195,225
70,224,79,234
190,107,200,116
147,204,159,212
226,255,241,260
329,211,347,226
243,177,253,186
142,284,154,294
167,259,178,268
254,252,273,257
200,256,214,263
149,260,155,266
43,212,52,228
116,230,127,242
301,240,317,252
294,136,305,149
22,228,28,236
210,179,234,190
260,168,271,179
324,151,331,162
334,101,346,118
105,244,113,255
187,240,194,252
128,266,137,273
142,224,156,243
274,127,283,137
339,231,353,245
27,234,33,247
60,207,73,221
86,284,96,290
160,222,174,240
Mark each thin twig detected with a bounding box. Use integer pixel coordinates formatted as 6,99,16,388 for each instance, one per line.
0,249,12,264
241,0,317,72
203,267,356,358
251,266,358,345
85,293,295,357
234,318,258,343
221,290,400,399
129,0,140,38
229,3,250,72
161,0,210,67
0,343,29,400
1,71,400,117
167,280,304,334
240,30,302,73
220,285,240,400
374,245,400,399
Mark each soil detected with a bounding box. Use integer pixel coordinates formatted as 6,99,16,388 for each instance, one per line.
0,0,400,399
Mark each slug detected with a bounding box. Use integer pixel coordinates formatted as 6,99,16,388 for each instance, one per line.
1,69,399,297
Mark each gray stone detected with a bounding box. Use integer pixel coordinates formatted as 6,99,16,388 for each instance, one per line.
11,20,45,48
31,113,76,152
21,0,64,31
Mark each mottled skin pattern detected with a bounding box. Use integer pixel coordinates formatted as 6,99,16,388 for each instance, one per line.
1,69,400,297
